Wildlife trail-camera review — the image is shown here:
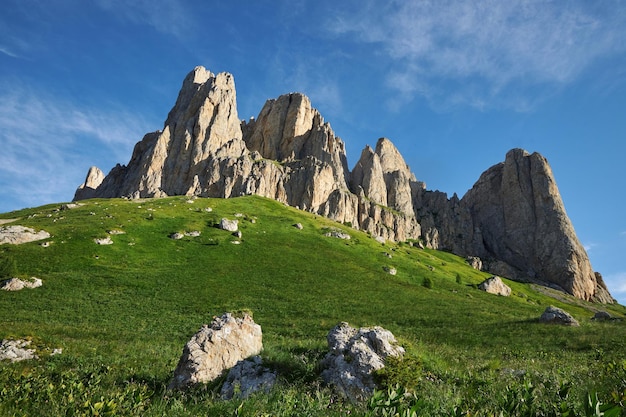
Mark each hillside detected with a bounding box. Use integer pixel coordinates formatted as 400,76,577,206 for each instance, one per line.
1,196,625,416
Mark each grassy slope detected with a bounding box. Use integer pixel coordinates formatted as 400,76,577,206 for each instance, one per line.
0,195,625,416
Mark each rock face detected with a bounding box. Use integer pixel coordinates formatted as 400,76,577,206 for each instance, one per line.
321,322,405,403
539,306,579,326
0,226,50,245
478,276,511,297
169,313,262,390
73,65,614,303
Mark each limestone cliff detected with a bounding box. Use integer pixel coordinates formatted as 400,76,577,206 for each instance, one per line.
74,66,614,303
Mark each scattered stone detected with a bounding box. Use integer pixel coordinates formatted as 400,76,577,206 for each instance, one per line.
40,241,51,247
383,252,392,258
169,312,263,390
60,203,80,210
185,231,201,237
231,240,241,245
375,236,386,244
0,226,50,245
169,232,184,240
383,266,397,275
325,230,351,240
51,348,63,356
186,199,195,204
107,229,126,235
466,256,482,271
1,277,43,291
0,339,38,362
220,356,277,399
539,306,579,326
592,311,612,321
234,213,244,218
204,207,213,212
233,231,242,239
219,218,239,232
478,276,511,297
321,322,405,403
94,236,113,245
293,223,303,230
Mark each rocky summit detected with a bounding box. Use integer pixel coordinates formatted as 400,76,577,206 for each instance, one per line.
74,66,614,303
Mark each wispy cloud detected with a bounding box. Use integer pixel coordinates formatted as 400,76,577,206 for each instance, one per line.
0,45,18,58
94,0,194,39
603,272,626,303
0,85,151,211
328,0,626,110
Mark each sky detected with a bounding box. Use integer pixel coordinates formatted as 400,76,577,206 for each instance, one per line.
1,0,626,303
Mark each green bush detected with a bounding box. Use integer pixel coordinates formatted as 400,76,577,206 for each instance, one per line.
422,276,433,289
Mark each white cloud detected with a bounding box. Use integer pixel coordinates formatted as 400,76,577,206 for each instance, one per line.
0,86,151,211
603,272,626,301
0,46,18,58
329,0,626,110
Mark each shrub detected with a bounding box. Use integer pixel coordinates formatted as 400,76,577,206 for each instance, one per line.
423,276,433,289
455,273,462,284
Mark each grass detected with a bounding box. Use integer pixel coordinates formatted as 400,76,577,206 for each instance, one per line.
0,195,625,416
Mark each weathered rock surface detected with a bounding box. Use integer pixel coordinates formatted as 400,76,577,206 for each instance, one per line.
539,306,579,326
94,236,113,245
592,311,612,321
220,356,277,400
0,226,50,245
321,322,405,403
466,256,482,270
0,339,38,362
219,218,239,232
1,277,42,291
169,313,262,390
478,276,511,296
72,65,615,303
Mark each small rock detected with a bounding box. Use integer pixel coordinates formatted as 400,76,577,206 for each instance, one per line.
107,229,126,235
592,311,612,321
40,241,51,247
204,207,213,212
293,223,303,230
0,339,38,362
94,236,113,245
185,231,201,237
220,356,277,399
325,230,351,240
219,218,239,232
1,277,43,291
233,231,242,239
374,236,386,244
169,232,184,240
234,213,244,218
466,256,483,270
540,306,579,326
478,276,511,296
383,266,397,275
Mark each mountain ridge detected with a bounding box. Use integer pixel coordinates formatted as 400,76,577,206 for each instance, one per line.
74,66,613,304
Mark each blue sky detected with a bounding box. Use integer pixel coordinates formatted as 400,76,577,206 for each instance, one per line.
1,0,626,303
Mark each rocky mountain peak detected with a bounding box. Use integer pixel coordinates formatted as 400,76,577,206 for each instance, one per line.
73,66,614,304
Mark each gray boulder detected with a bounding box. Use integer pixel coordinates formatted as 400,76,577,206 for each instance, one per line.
220,356,277,399
592,311,612,321
219,218,239,232
540,306,579,326
321,322,404,403
478,276,511,296
169,313,262,390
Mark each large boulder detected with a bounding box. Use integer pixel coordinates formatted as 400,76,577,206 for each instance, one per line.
220,356,277,400
539,306,579,326
321,322,405,403
478,276,511,296
0,226,50,245
169,313,262,390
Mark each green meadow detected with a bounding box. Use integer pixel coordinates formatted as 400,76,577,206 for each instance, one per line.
1,195,625,416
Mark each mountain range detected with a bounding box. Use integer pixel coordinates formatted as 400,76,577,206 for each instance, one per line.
73,66,613,304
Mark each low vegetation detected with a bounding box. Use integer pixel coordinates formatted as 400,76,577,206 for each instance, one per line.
1,195,625,416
